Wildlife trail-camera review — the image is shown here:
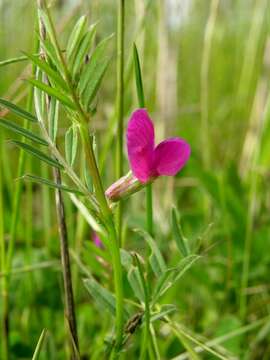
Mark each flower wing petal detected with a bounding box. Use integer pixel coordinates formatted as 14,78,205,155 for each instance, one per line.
126,109,155,182
154,138,190,176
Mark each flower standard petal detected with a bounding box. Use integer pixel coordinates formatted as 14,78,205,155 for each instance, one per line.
126,108,155,182
154,137,191,176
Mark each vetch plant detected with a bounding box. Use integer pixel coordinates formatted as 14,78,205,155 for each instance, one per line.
106,108,191,201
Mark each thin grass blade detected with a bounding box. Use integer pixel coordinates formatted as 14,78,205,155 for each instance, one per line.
32,329,47,360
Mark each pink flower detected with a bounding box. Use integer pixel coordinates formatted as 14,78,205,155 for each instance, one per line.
127,109,190,183
105,108,190,202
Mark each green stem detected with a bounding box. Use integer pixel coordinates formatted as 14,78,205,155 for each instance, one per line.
135,255,151,360
80,123,124,354
109,222,124,358
146,184,153,236
53,166,79,356
116,0,125,245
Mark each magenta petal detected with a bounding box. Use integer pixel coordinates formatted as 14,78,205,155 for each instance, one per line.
126,109,155,182
154,137,191,176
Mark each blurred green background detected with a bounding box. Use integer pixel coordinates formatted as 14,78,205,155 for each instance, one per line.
0,0,270,359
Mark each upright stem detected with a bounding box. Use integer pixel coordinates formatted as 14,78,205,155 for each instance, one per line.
108,222,124,358
116,0,125,244
146,185,153,236
137,258,151,360
54,167,79,356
